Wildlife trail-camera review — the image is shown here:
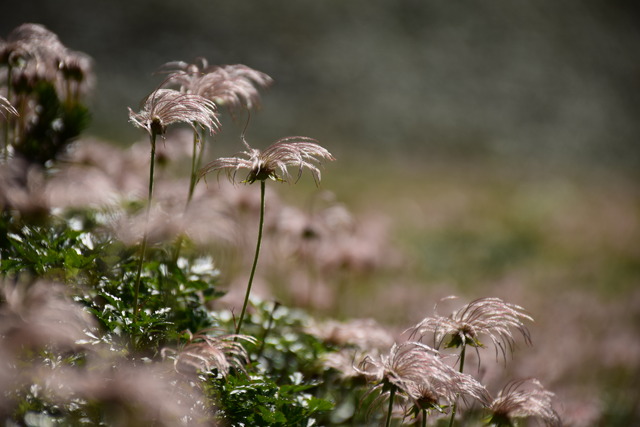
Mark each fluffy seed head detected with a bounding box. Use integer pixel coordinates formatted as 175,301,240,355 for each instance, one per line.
162,329,256,378
408,296,533,362
158,59,273,111
199,136,334,185
128,88,220,137
487,379,562,427
357,342,489,411
1,23,94,100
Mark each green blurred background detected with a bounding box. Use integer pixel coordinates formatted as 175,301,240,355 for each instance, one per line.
2,0,640,172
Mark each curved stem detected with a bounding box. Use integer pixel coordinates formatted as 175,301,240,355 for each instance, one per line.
133,131,157,323
385,387,396,427
187,128,200,204
235,179,265,335
447,344,467,427
172,129,200,263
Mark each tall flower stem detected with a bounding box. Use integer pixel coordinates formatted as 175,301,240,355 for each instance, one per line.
385,387,396,427
133,131,157,323
187,128,200,203
422,408,427,427
171,128,202,263
448,344,467,427
235,179,266,335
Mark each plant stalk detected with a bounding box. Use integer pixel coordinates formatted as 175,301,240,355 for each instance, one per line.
133,131,157,323
447,344,467,427
187,128,200,204
385,387,396,427
235,179,266,335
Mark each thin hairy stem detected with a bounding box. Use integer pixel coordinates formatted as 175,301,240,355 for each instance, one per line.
448,344,467,427
385,387,396,427
235,179,266,335
171,128,201,263
133,131,157,323
187,128,200,203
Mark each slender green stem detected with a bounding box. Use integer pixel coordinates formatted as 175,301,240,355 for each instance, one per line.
187,128,200,204
385,387,396,427
172,129,200,263
195,127,207,175
133,131,157,323
447,344,467,427
173,128,208,263
458,344,467,373
422,408,427,427
235,179,266,335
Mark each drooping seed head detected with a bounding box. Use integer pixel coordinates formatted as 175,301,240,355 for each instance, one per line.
157,59,273,112
199,136,334,185
357,342,489,413
128,88,220,137
487,379,562,427
162,329,256,378
408,296,533,362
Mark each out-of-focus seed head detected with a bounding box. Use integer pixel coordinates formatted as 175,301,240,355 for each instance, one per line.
158,59,273,112
487,379,562,427
162,329,256,378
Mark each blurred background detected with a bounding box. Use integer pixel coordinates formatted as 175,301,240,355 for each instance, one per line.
2,1,640,424
2,0,640,170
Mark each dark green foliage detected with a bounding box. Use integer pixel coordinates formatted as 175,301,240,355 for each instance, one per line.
0,216,99,282
209,373,333,426
13,81,90,165
219,300,330,379
0,210,341,425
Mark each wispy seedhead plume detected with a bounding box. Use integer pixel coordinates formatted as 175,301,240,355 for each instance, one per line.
1,23,65,72
199,136,334,185
1,23,94,100
0,280,97,354
0,156,48,217
408,296,533,363
128,88,220,137
46,362,211,426
158,59,273,112
487,379,562,427
356,342,489,414
162,329,256,378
